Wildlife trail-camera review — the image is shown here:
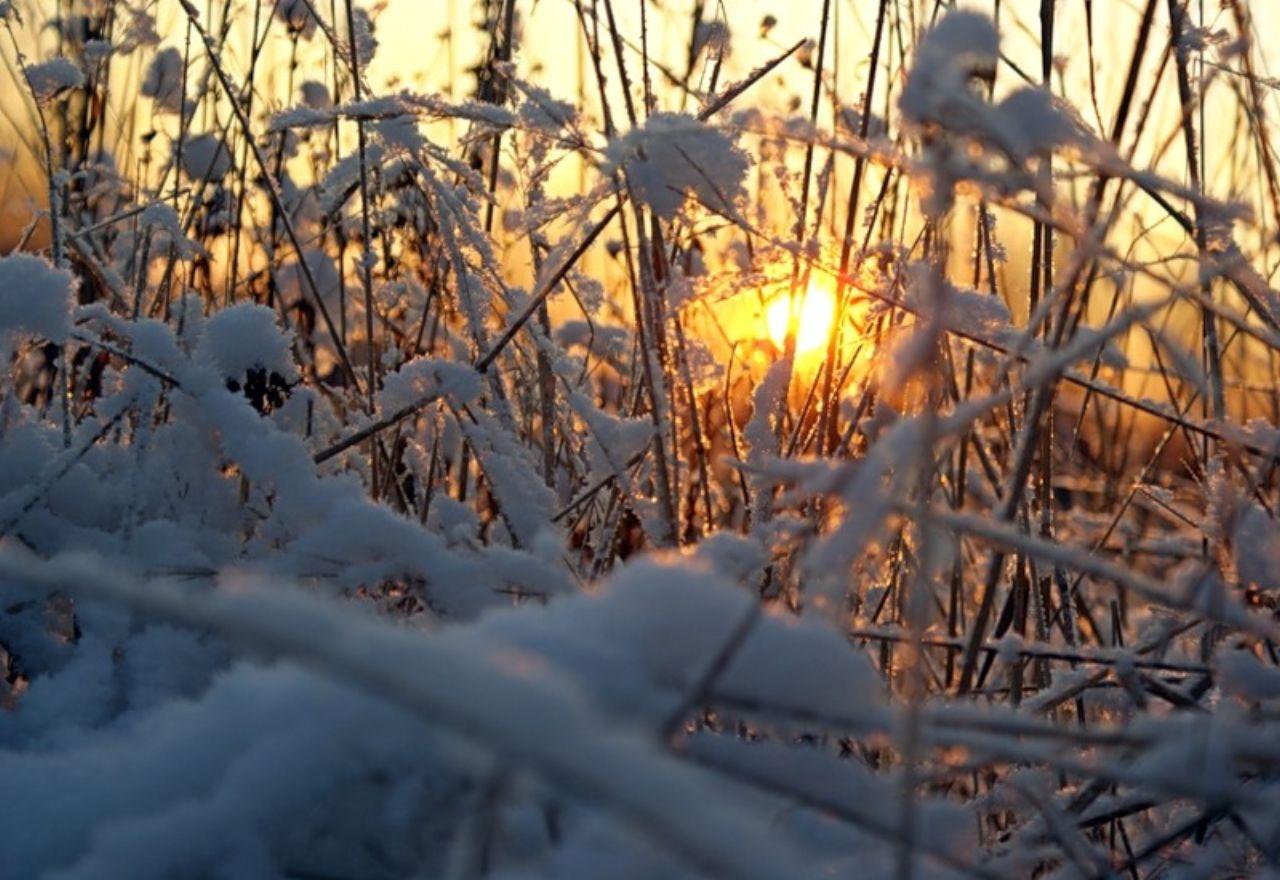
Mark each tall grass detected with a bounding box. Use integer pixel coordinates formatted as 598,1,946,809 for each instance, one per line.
3,0,1280,877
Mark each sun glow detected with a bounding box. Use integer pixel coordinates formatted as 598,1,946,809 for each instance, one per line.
766,280,838,356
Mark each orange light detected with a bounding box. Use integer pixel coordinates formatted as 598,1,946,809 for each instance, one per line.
766,279,837,356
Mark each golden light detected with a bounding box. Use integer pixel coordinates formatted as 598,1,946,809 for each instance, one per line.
766,279,837,356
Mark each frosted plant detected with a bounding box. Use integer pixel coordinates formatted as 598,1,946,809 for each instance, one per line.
0,1,1279,877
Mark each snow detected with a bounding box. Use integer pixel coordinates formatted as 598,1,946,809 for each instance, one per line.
25,57,83,102
351,6,377,69
140,47,184,114
459,410,561,551
555,319,631,360
993,87,1089,159
0,552,830,880
274,0,318,38
83,39,112,64
374,113,425,153
605,113,749,220
900,8,1092,208
276,248,341,312
299,79,331,109
1234,503,1280,591
141,203,202,260
3,5,1280,877
719,611,883,722
116,8,161,55
567,390,653,482
179,133,232,183
0,253,76,343
194,303,297,383
899,11,998,134
515,79,578,134
1218,650,1280,701
379,357,483,412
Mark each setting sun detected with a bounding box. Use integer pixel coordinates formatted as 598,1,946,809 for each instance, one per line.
766,280,838,356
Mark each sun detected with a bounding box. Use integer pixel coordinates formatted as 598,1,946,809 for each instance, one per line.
766,279,837,356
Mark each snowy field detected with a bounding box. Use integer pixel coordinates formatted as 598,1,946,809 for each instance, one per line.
3,0,1280,877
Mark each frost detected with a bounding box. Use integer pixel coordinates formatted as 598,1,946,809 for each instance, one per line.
268,105,333,130
517,83,577,133
374,114,424,153
555,320,629,361
1213,417,1280,454
900,266,1014,343
5,7,1280,876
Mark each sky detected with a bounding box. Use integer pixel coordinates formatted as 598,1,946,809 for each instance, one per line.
2,0,1278,274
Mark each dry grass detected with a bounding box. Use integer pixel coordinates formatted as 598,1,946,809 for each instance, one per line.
3,0,1280,876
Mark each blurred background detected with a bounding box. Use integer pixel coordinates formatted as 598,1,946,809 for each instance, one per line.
2,0,1278,419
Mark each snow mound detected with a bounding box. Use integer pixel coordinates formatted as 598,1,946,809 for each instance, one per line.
194,303,297,382
0,253,76,343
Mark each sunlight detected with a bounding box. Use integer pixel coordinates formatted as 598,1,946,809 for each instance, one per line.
766,278,837,356
7,2,1280,873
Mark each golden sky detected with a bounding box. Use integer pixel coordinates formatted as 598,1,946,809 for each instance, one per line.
2,0,1277,260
